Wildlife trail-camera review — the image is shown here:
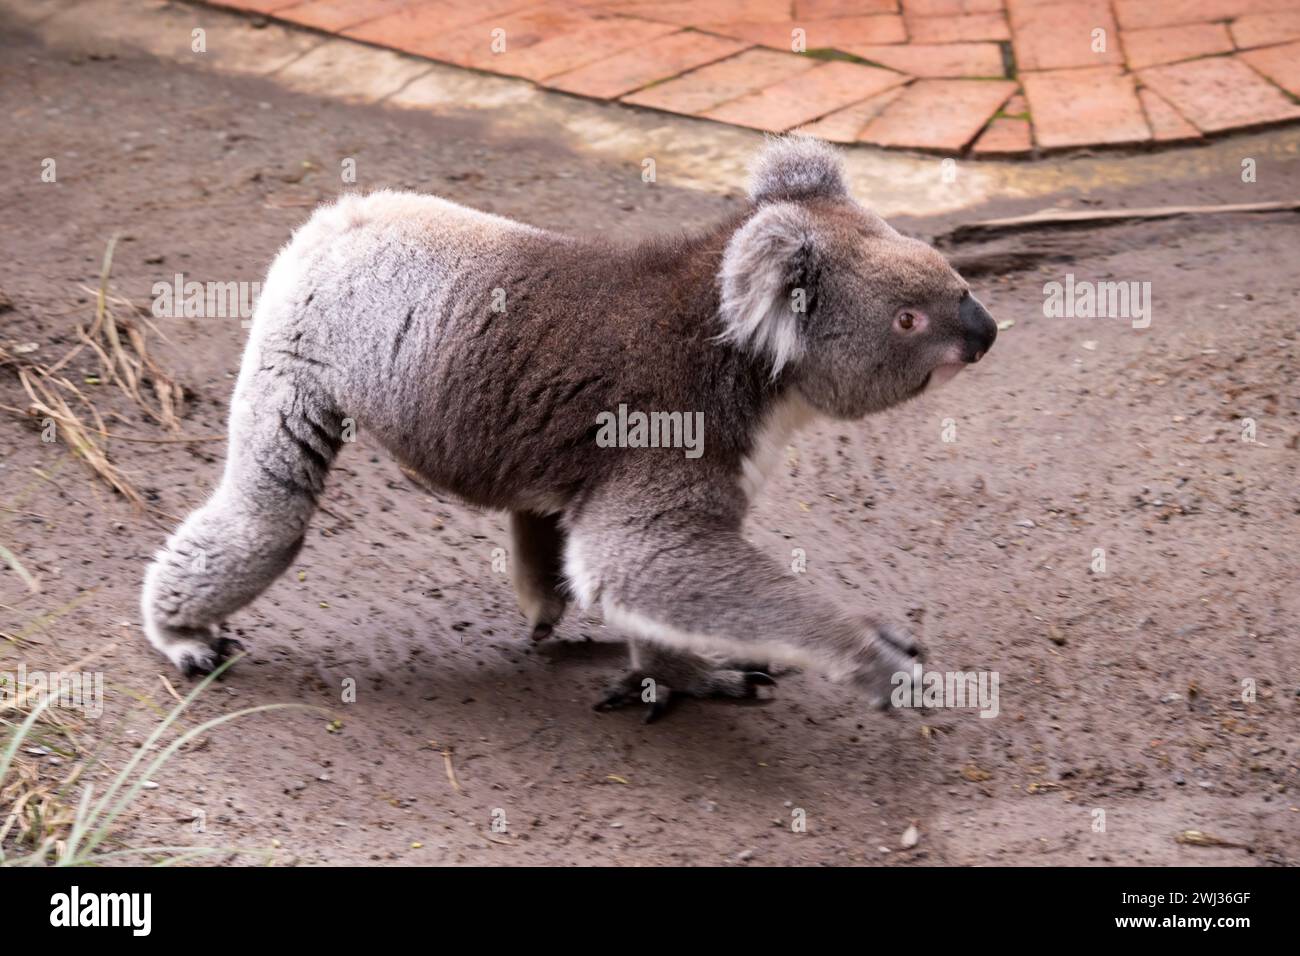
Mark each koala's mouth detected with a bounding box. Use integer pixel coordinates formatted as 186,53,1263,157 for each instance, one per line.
924,363,966,392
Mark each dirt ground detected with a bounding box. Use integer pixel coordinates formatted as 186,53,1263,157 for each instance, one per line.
1,17,1296,866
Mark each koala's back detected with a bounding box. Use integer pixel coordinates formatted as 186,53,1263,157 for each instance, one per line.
254,190,546,369
240,191,761,513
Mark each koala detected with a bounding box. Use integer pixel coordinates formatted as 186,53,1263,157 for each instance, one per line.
141,136,996,721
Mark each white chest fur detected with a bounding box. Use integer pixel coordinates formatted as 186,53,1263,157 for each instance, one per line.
739,392,817,502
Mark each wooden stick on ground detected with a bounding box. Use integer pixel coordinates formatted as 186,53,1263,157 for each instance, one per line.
941,199,1300,243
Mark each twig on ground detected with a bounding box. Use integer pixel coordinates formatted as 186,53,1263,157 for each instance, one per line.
442,748,463,794
939,199,1300,243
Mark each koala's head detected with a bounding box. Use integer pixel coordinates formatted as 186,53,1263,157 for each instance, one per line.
717,136,997,419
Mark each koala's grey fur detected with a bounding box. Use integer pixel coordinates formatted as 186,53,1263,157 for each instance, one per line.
142,136,996,718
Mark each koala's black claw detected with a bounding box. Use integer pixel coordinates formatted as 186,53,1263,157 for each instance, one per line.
594,672,678,721
179,637,247,682
643,696,673,724
216,636,246,657
180,657,210,680
594,676,640,712
878,623,923,660
529,623,553,642
597,664,772,719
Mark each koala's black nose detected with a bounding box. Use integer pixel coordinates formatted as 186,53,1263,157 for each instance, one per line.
959,293,997,363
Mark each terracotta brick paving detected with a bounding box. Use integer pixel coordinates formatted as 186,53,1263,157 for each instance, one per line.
1009,0,1123,72
1241,40,1300,96
621,47,817,115
1112,0,1296,32
1137,87,1202,141
704,16,907,48
860,77,1017,148
904,12,1010,42
705,59,907,131
280,0,412,32
207,0,1300,155
1140,55,1300,131
1022,64,1150,148
843,40,1006,77
1122,22,1234,70
1230,10,1300,48
548,31,749,99
797,85,905,140
971,115,1033,155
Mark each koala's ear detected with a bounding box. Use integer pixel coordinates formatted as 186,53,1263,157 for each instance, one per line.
748,135,848,205
718,202,820,375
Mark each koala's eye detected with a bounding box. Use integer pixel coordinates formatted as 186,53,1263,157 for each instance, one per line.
893,308,929,334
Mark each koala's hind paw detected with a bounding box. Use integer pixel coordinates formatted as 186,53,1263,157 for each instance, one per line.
594,672,672,723
594,668,776,723
725,658,795,678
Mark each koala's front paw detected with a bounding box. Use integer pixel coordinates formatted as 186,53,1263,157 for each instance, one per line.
850,620,923,710
182,635,246,679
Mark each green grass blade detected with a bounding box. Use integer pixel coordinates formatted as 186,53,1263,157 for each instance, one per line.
0,695,53,787
0,543,39,593
81,658,233,832
74,702,305,861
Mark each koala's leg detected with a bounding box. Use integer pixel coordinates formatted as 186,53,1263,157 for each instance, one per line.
141,375,342,676
565,485,921,716
508,510,568,641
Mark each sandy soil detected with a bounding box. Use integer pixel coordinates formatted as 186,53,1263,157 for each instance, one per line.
1,19,1296,866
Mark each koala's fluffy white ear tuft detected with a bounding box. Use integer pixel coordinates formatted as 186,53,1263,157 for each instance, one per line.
718,202,817,375
748,136,848,205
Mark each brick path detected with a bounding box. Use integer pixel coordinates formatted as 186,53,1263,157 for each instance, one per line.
212,0,1300,155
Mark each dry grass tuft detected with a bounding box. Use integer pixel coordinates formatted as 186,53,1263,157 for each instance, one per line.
0,640,113,861
0,235,216,511
0,701,83,858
